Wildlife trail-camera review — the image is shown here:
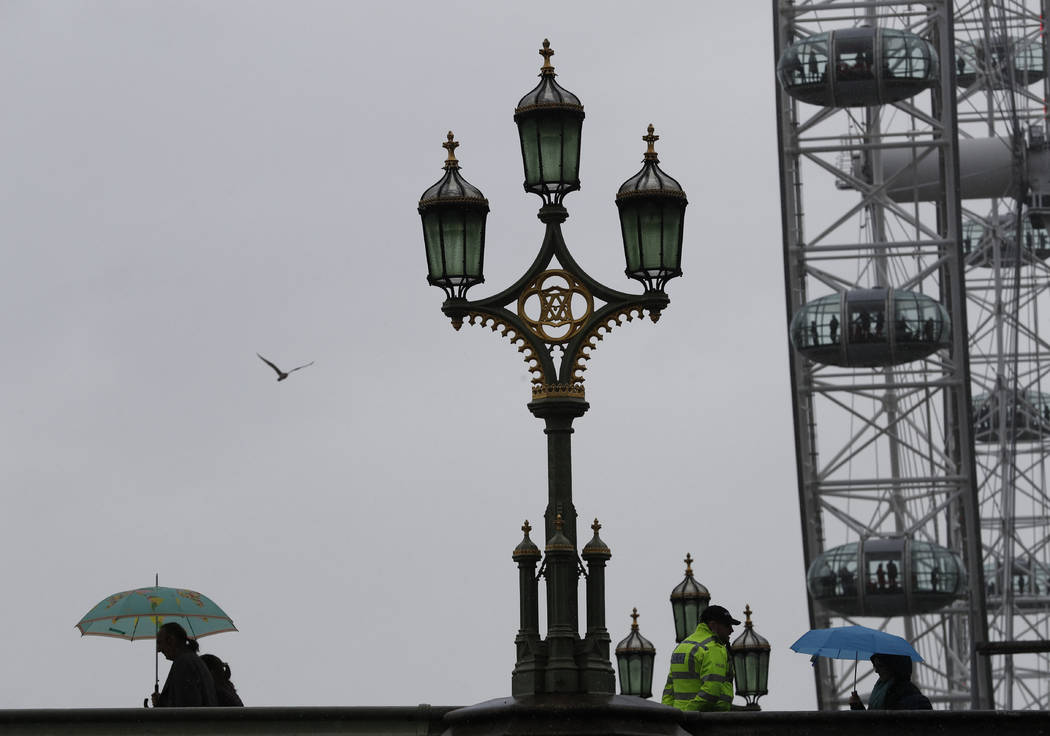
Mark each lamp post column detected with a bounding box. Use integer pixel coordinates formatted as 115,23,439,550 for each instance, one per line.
529,397,587,547
529,396,588,694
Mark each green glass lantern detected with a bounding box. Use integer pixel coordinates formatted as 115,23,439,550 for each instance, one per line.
615,608,656,698
418,132,489,299
513,39,585,205
730,605,770,710
670,553,710,643
616,125,687,292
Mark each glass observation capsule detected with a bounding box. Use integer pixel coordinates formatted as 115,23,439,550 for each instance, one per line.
777,27,938,107
807,538,967,617
616,125,687,293
973,390,1050,443
789,287,950,367
513,39,585,205
955,37,1047,90
418,132,489,299
985,556,1050,598
963,213,1050,267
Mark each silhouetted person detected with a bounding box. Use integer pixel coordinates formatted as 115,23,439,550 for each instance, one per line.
819,570,836,596
886,560,899,590
151,622,217,707
839,566,856,596
850,654,932,710
1018,571,1027,594
957,56,966,76
201,654,244,707
923,317,935,342
876,563,887,591
855,311,871,341
808,51,819,79
810,320,819,346
829,315,840,344
895,315,910,341
874,310,885,338
930,563,940,592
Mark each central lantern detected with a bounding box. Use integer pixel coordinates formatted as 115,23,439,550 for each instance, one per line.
513,39,585,205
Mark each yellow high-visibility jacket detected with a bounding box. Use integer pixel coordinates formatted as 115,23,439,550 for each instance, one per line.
661,622,734,711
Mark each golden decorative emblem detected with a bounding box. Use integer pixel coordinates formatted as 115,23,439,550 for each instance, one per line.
518,269,593,343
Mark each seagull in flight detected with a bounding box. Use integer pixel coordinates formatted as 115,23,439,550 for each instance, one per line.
257,353,314,382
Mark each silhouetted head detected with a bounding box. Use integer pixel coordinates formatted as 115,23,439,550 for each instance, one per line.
201,653,232,684
700,604,742,643
156,622,199,660
871,653,913,681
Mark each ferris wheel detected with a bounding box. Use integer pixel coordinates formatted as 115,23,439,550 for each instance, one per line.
773,0,1050,710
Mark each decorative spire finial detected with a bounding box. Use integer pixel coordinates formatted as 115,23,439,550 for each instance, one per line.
591,518,601,534
643,124,659,161
744,604,754,628
684,552,694,577
630,607,640,631
443,131,460,168
539,39,555,74
522,520,532,535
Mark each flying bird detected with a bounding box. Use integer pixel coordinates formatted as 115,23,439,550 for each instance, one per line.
257,353,314,382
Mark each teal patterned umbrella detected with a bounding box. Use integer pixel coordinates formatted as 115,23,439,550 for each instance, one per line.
76,585,237,640
76,582,237,702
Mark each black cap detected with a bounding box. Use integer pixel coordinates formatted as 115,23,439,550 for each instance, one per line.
700,605,741,626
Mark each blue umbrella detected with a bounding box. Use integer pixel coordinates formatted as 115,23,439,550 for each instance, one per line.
790,625,922,696
790,625,923,662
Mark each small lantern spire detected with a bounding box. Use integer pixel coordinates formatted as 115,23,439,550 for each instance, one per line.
514,519,541,561
630,607,640,631
643,124,659,161
546,513,575,553
539,39,555,75
684,552,694,577
582,517,611,560
443,131,460,168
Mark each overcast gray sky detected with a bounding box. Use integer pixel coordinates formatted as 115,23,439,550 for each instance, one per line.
0,1,816,709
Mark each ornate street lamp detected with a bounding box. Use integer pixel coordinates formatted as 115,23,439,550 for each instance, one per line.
669,553,710,643
615,608,656,698
730,605,770,710
418,132,489,300
417,40,688,702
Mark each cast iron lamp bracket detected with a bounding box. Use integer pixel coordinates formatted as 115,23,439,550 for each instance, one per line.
440,205,670,402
